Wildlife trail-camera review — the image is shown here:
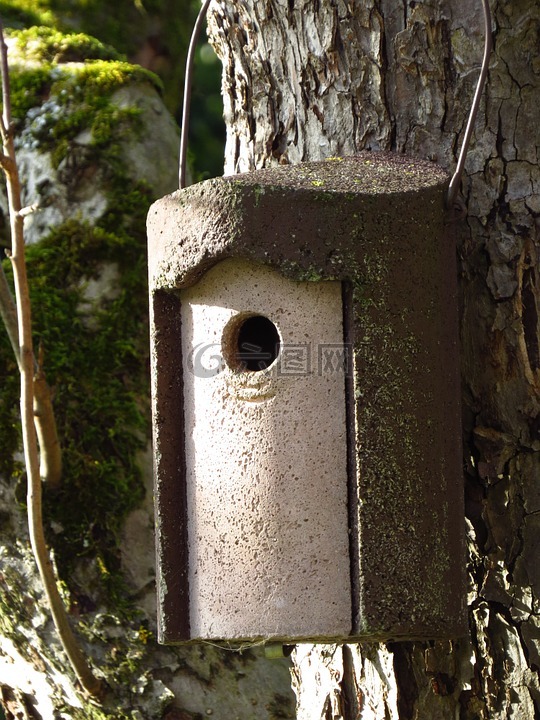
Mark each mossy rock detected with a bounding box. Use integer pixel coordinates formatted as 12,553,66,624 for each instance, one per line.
0,0,200,118
0,26,179,249
0,17,295,720
8,25,122,63
0,27,180,610
0,0,190,59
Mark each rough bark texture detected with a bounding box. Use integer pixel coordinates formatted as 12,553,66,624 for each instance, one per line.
207,0,540,717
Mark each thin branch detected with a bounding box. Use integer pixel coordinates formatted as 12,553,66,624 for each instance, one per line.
0,262,20,368
0,22,102,698
0,152,14,173
0,19,11,133
1,251,62,486
17,203,39,217
34,347,62,489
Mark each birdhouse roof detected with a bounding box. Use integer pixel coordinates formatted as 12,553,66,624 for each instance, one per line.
147,153,448,291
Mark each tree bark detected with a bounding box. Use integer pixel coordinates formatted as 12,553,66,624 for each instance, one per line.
208,0,540,717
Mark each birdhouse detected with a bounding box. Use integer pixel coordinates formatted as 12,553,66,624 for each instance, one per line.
147,153,467,645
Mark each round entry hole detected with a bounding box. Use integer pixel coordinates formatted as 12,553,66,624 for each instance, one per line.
222,314,281,372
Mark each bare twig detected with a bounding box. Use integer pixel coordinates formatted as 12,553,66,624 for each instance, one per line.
0,262,20,368
0,35,60,488
1,245,63,490
0,21,101,698
0,21,10,143
34,346,62,489
0,263,62,486
17,203,39,217
0,26,10,122
0,153,14,173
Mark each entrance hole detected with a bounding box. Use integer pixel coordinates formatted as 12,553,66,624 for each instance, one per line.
222,314,281,372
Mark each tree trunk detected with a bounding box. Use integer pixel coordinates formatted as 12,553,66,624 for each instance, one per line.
207,0,540,717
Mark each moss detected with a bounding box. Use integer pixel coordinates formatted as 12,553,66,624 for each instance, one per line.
6,29,161,171
58,58,162,96
10,26,122,63
59,705,114,720
279,259,331,283
8,65,51,119
267,693,296,719
0,565,40,655
1,0,196,115
1,0,170,58
1,185,151,601
0,347,20,479
0,0,53,28
0,37,164,597
0,24,181,712
1,0,225,178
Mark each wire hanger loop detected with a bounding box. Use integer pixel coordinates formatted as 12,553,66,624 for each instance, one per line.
178,0,493,207
179,0,212,190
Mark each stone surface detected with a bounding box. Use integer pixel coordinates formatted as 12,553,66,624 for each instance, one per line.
181,259,350,640
6,77,180,248
16,146,108,246
111,85,180,199
119,449,158,618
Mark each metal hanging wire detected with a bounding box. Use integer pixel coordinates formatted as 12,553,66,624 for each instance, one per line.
447,0,492,209
178,0,493,203
179,0,212,190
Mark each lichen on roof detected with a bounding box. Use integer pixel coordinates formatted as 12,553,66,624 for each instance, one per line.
225,153,449,196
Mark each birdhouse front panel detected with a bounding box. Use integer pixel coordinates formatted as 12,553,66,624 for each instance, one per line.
180,258,351,640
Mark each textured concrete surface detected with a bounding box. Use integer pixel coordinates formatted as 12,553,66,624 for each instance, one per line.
148,153,466,643
181,259,350,640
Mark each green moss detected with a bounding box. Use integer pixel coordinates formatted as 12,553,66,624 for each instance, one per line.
0,179,152,603
6,30,161,170
0,0,53,27
0,566,39,653
0,348,20,479
93,106,140,145
1,0,196,113
8,66,51,119
0,18,186,717
60,705,114,720
1,0,168,58
0,41,163,594
0,26,186,712
1,0,224,178
10,26,122,62
279,260,330,283
60,58,162,95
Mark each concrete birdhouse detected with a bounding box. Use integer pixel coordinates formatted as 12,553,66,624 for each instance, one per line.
147,153,466,645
